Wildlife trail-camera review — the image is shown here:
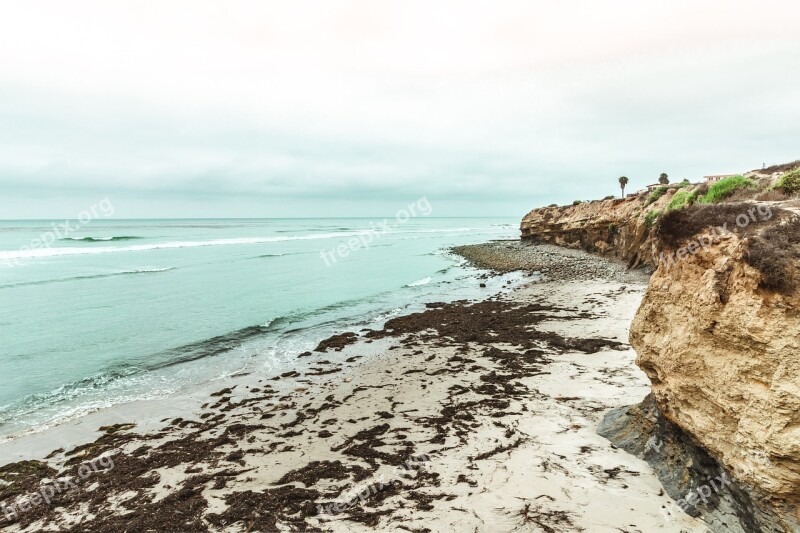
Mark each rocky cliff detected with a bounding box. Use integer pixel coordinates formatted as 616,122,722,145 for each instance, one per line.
519,194,663,269
521,192,800,532
629,226,800,532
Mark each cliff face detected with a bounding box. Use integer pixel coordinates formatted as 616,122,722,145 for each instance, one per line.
521,195,800,531
519,194,666,269
630,231,800,530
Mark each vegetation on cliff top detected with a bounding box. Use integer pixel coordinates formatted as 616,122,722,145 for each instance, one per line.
657,203,762,248
546,163,795,211
697,175,756,204
745,223,800,293
776,169,800,195
644,180,693,207
761,160,800,174
645,186,668,206
665,190,698,211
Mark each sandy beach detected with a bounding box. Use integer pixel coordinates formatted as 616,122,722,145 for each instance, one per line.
0,243,707,532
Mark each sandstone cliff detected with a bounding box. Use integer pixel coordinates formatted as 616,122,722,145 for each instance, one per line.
521,191,800,532
630,228,800,531
519,194,664,269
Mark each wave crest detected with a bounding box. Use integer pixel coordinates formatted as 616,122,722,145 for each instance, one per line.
60,236,143,242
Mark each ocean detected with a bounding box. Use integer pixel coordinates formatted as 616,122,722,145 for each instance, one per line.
0,216,519,440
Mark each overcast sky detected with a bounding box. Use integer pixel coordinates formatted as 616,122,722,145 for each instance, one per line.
2,0,799,218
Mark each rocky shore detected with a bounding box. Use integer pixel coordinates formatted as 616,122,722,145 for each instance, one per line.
452,240,650,281
0,244,706,532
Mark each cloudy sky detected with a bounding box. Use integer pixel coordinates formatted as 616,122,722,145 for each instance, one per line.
2,0,799,218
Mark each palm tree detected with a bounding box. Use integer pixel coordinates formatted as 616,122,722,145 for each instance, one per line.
619,176,629,198
659,172,669,184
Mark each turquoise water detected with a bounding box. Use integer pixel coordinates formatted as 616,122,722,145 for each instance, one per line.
0,217,518,439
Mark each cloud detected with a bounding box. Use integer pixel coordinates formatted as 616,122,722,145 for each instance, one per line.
1,0,799,217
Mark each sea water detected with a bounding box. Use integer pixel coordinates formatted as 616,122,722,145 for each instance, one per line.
0,217,518,439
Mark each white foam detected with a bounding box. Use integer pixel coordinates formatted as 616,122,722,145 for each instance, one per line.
407,276,432,287
0,225,515,261
0,232,364,260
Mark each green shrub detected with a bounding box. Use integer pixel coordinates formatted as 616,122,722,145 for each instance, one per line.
645,186,668,206
572,200,583,206
668,179,690,190
776,169,800,195
603,195,616,200
665,190,697,211
698,176,756,204
645,209,662,227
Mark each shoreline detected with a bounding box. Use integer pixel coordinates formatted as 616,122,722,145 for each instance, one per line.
0,260,527,459
0,243,706,532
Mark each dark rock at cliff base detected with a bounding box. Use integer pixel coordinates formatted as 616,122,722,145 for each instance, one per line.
598,394,797,533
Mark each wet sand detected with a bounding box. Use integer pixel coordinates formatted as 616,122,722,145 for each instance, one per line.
0,244,706,532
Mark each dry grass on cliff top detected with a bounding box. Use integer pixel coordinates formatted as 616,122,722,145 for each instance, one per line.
656,203,771,248
656,203,800,294
745,223,800,293
760,160,800,174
